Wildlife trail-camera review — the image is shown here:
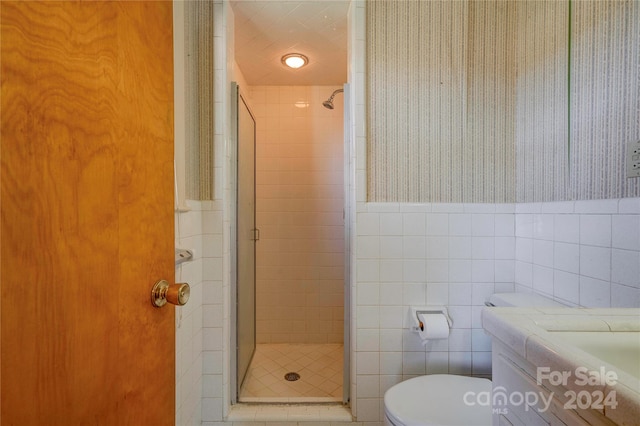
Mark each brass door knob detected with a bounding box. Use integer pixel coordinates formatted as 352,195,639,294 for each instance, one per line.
151,280,190,307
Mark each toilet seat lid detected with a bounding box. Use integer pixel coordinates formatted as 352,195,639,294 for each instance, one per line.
384,374,492,426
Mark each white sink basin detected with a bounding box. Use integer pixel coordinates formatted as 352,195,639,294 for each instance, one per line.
548,331,640,379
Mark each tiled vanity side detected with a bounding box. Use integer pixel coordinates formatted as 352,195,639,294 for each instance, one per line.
483,308,640,426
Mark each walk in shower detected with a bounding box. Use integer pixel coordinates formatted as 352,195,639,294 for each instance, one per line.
232,84,348,404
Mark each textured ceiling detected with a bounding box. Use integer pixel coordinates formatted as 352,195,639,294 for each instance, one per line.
231,0,349,86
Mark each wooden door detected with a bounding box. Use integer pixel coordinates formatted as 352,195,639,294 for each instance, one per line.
1,2,175,424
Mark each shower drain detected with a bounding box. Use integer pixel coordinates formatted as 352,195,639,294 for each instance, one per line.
284,372,300,381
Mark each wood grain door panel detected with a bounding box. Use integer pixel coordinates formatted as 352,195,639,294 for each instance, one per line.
1,2,175,424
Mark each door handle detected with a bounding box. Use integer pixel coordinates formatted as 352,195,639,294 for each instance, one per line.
151,279,190,307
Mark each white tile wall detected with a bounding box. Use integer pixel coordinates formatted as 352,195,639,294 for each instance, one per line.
174,201,225,426
175,202,203,426
515,199,640,308
351,203,517,423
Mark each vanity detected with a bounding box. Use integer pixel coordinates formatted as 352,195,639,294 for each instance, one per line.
482,307,640,426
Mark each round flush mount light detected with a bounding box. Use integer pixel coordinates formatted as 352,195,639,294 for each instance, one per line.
281,53,308,69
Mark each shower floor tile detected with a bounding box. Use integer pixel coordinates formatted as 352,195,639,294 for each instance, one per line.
239,343,343,403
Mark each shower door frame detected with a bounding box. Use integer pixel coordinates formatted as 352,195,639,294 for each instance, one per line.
230,82,257,403
342,83,351,405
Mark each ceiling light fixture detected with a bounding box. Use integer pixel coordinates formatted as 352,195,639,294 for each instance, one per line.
281,53,308,69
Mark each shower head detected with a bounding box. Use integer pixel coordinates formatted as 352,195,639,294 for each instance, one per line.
322,88,344,110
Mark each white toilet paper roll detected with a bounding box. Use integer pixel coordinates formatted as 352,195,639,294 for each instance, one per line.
417,313,450,340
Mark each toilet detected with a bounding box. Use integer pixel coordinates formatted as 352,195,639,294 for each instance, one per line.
384,374,492,426
383,292,565,426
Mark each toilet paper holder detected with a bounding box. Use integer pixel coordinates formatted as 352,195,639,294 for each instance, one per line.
409,306,453,332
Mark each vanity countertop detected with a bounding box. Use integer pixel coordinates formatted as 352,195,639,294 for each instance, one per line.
482,307,640,426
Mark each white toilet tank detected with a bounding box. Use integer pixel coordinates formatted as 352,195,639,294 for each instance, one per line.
383,292,565,426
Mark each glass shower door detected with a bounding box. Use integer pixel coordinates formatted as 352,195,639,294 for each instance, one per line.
234,83,256,397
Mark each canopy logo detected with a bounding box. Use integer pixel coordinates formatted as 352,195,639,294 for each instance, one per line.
463,366,619,414
463,387,553,414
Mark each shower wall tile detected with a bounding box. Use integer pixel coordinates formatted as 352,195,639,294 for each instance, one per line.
251,85,345,344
